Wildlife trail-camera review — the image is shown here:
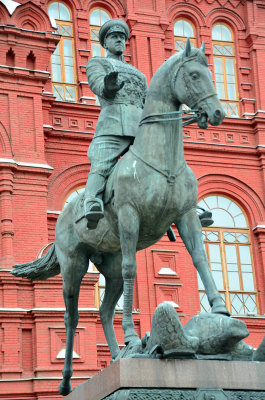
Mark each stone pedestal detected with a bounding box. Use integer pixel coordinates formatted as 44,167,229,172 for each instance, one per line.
65,358,265,399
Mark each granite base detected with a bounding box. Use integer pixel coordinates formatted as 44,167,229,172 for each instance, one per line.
65,358,265,400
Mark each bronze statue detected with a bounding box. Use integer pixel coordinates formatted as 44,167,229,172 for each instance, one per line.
82,19,211,234
83,19,147,229
12,37,229,396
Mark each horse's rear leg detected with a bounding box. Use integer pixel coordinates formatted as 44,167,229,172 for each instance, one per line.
118,205,140,345
98,254,123,359
175,208,230,316
57,248,88,396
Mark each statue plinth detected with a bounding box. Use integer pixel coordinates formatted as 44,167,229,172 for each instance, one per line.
65,358,265,399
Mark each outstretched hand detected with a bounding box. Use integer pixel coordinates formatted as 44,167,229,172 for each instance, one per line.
103,72,125,98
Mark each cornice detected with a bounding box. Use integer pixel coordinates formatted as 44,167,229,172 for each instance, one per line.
253,225,265,235
0,158,53,170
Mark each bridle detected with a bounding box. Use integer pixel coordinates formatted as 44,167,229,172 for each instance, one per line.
133,52,219,185
139,53,217,127
139,109,200,127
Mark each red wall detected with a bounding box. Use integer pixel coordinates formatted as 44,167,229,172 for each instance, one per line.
0,0,265,398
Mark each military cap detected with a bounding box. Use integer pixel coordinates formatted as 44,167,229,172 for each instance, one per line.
99,19,129,47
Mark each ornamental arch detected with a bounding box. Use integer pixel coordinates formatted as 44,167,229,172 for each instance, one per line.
48,0,83,13
0,122,13,157
0,3,11,24
85,0,125,17
165,3,205,57
47,164,89,211
12,1,54,32
205,8,246,35
197,174,264,227
166,3,206,36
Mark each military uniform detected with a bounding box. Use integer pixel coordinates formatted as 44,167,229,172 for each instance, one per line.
83,18,147,228
86,56,147,179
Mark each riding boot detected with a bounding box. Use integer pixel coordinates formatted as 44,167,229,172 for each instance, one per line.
84,173,106,229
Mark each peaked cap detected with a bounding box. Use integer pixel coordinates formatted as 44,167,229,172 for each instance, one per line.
99,19,129,47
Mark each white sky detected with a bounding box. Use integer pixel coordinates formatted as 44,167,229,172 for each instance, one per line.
1,0,20,15
0,0,57,29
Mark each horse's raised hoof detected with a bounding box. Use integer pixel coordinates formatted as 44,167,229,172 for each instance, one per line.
59,380,71,396
211,304,230,316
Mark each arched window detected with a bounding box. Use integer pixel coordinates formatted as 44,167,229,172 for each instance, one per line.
212,24,239,117
62,186,123,310
90,8,111,57
174,19,196,53
48,1,77,102
198,195,258,316
63,186,85,209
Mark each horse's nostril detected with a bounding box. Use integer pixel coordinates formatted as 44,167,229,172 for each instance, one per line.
214,109,222,118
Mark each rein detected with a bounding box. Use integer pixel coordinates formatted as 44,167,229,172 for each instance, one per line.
136,51,218,184
139,110,200,127
136,110,199,184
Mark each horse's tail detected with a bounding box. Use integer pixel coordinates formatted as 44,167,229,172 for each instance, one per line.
11,244,60,281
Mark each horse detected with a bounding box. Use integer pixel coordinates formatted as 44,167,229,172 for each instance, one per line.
11,39,229,396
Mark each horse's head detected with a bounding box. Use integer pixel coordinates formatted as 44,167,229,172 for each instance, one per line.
171,39,225,129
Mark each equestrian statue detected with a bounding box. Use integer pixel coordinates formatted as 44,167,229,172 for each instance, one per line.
12,19,235,396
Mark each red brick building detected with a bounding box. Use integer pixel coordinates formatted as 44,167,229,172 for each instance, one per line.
0,0,265,398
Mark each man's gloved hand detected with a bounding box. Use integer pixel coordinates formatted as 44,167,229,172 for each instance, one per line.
103,71,125,98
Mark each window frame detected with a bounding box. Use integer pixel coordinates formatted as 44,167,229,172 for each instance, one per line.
89,7,112,57
48,1,78,102
173,18,197,54
211,22,240,118
198,195,259,316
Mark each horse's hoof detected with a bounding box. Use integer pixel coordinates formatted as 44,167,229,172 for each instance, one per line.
59,380,71,396
211,305,230,316
124,333,141,346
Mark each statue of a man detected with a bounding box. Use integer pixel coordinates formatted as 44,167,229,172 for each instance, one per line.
84,19,147,229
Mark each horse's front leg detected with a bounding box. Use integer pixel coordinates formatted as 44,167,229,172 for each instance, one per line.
118,205,140,345
175,207,230,316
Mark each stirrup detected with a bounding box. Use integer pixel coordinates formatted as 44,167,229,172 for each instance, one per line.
84,197,104,229
199,210,213,227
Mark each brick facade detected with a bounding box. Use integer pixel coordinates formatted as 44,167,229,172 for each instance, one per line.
0,0,265,398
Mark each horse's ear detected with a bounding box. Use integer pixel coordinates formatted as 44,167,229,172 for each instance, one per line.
200,41,206,54
184,38,191,57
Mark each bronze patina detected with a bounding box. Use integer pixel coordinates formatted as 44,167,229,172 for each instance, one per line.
12,32,236,396
83,19,147,229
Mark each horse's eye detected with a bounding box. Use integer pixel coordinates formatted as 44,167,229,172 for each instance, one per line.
191,73,199,80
